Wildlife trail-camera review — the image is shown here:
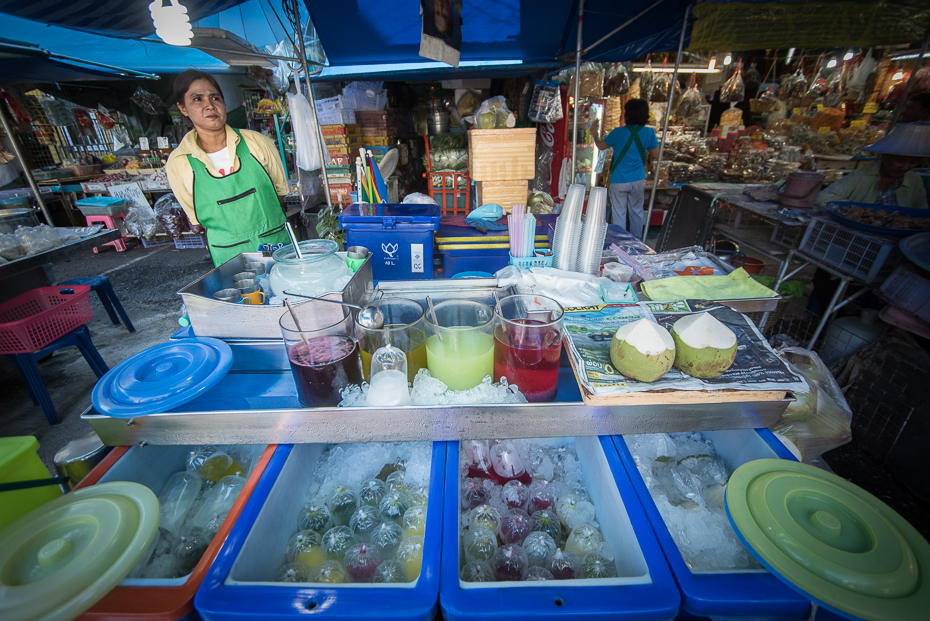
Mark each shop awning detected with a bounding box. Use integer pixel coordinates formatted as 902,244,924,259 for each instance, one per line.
689,0,930,51
0,38,164,82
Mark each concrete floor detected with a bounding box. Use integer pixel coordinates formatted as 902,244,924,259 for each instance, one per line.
1,241,213,471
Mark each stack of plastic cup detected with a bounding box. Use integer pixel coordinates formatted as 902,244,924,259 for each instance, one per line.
552,184,586,271
576,187,609,275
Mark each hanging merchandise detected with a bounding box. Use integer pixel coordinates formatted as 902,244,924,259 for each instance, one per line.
130,87,165,116
604,64,631,97
914,63,930,93
263,40,299,94
806,56,828,98
653,59,681,103
823,64,847,108
569,62,605,99
744,62,763,95
286,92,327,172
679,74,707,119
640,58,656,102
781,60,808,100
527,81,563,123
153,193,192,239
720,60,745,103
847,53,877,91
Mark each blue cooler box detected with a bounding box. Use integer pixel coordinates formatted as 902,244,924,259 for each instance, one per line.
441,437,680,621
612,430,812,621
339,203,442,281
435,216,554,278
195,442,446,621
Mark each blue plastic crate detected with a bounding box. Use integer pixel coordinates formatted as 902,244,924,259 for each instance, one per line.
612,430,812,621
441,249,510,277
195,441,446,621
339,203,442,281
440,437,680,621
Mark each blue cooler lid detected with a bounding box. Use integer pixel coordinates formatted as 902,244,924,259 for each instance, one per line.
339,203,442,226
92,338,233,417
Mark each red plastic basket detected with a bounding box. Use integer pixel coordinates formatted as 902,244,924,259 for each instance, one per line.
0,285,93,354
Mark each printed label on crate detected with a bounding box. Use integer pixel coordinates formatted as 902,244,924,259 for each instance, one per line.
411,243,424,273
138,137,149,150
83,183,108,192
381,241,400,269
156,137,169,149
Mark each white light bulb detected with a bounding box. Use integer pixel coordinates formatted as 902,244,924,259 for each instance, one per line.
150,0,193,46
843,50,854,61
723,54,732,66
893,71,905,81
827,59,838,68
707,58,716,71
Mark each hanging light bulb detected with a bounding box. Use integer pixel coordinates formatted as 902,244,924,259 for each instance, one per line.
893,71,905,81
785,48,796,65
150,0,193,46
843,50,854,61
827,59,838,68
723,53,732,66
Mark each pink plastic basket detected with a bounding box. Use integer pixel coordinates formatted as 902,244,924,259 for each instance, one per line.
0,285,93,354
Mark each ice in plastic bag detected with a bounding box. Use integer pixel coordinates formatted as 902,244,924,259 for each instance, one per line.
158,471,202,535
190,474,245,534
366,345,410,407
186,446,244,482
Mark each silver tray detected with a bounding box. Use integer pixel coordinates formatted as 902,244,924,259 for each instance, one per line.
177,252,374,339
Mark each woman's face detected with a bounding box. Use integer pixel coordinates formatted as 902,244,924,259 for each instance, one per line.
178,78,226,132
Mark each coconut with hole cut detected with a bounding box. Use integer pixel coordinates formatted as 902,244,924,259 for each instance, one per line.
609,318,676,383
670,313,737,379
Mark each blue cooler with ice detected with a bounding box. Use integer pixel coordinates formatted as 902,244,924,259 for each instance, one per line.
440,436,680,621
612,429,812,620
195,441,446,621
339,203,442,281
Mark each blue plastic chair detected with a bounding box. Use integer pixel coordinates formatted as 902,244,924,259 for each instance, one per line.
10,325,109,424
58,276,135,332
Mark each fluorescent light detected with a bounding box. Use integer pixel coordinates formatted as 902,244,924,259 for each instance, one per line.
893,71,905,80
149,0,193,46
785,48,796,64
723,53,732,66
890,52,930,61
707,58,716,71
843,50,854,61
827,59,837,68
632,67,721,74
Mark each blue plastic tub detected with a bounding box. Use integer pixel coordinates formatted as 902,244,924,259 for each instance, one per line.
195,441,446,621
441,248,510,277
339,203,442,281
440,437,680,621
612,430,812,621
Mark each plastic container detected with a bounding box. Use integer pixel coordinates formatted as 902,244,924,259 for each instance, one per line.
0,285,93,354
174,233,207,249
0,206,39,231
441,248,511,277
195,441,446,621
72,443,278,621
339,203,442,281
799,217,899,284
0,436,63,531
0,196,30,208
76,197,130,217
612,430,811,621
441,437,680,621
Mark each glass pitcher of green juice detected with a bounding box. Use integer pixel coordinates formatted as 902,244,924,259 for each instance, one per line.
424,299,495,391
356,298,428,383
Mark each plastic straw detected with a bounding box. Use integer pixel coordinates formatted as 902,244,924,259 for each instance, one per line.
284,300,309,346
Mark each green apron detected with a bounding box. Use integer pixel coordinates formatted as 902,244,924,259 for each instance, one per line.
187,128,290,267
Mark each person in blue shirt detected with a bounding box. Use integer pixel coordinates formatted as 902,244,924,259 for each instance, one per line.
592,98,659,238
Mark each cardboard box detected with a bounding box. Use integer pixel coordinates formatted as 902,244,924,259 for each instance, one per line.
468,128,536,181
476,179,528,211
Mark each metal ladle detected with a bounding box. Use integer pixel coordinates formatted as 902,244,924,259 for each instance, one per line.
282,291,385,329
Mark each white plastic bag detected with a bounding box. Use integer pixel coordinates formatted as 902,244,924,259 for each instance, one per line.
402,192,438,205
465,96,515,129
287,92,326,172
527,81,563,123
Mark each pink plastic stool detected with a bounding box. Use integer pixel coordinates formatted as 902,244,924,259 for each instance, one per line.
84,213,127,252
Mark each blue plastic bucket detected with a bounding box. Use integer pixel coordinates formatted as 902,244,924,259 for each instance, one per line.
195,442,446,621
612,430,812,621
440,437,680,621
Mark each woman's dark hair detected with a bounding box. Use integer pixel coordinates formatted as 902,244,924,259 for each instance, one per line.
624,98,650,126
174,70,224,106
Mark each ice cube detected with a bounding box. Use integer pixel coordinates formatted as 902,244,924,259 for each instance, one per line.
365,370,411,406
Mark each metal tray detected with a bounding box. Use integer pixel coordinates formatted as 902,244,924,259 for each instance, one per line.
177,251,374,339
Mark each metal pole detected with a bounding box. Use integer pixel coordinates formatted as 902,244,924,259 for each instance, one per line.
0,98,53,225
889,29,930,129
570,0,585,190
291,0,332,208
582,0,664,56
643,5,689,242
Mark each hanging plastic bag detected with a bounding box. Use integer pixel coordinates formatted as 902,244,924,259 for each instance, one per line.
772,347,852,463
287,92,327,171
720,60,745,103
604,64,631,97
914,63,930,93
153,193,192,239
679,75,706,118
264,40,299,95
640,58,655,102
781,61,808,99
652,59,680,103
131,87,165,115
465,96,515,129
123,201,162,240
527,81,563,123
744,62,763,95
527,191,554,214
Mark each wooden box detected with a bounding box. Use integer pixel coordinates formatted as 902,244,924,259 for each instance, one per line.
468,128,537,181
476,179,528,211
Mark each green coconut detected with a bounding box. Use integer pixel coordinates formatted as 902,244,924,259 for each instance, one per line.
670,313,737,379
609,318,676,383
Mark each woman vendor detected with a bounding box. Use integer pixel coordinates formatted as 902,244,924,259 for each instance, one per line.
591,99,660,239
166,70,291,267
816,122,929,209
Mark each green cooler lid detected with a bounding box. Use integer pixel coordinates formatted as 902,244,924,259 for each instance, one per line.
726,459,930,621
0,481,159,621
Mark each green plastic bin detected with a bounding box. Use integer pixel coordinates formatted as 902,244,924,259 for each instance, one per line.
0,436,63,531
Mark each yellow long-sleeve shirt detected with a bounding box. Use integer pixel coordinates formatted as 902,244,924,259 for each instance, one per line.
166,125,288,226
